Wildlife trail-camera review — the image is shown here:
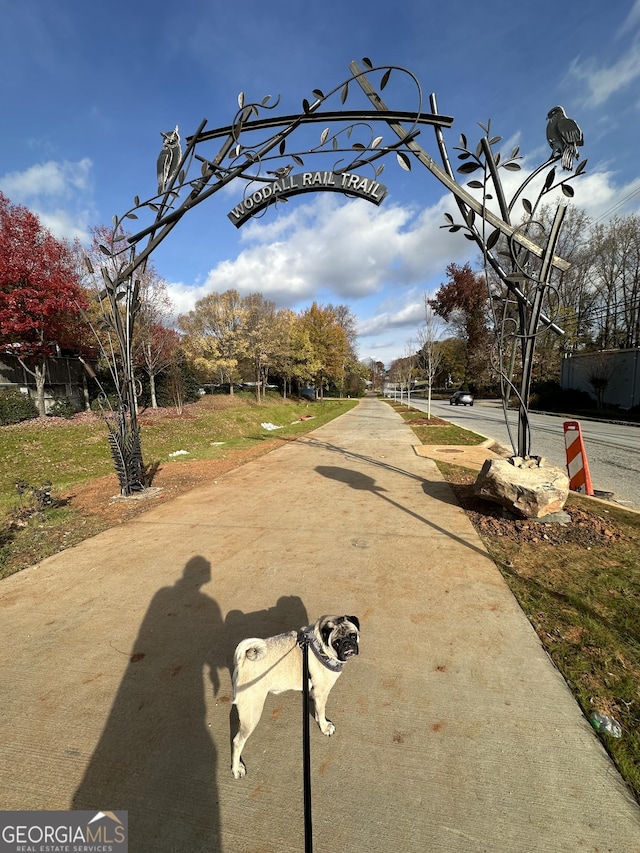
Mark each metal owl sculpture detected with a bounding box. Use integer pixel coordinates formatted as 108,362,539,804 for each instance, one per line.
157,126,182,194
546,106,584,171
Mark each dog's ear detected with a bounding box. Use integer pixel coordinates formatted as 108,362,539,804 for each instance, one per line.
347,615,360,630
321,621,335,645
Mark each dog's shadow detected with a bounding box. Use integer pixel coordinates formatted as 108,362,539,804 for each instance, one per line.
223,596,309,759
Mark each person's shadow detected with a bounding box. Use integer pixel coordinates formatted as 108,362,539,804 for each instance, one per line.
72,556,223,852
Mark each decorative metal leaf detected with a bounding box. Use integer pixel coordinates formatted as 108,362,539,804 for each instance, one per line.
380,69,391,90
149,203,160,212
101,268,114,288
341,82,349,104
279,139,286,155
511,146,520,158
489,136,502,145
544,168,556,189
486,228,501,250
475,141,483,158
494,153,501,165
448,225,462,232
522,198,532,215
502,162,521,171
302,98,310,114
292,154,304,166
261,95,272,105
238,92,245,108
372,136,383,149
561,183,575,197
467,180,484,189
235,144,242,158
312,89,325,100
457,161,481,174
362,57,373,69
178,169,185,183
332,137,338,150
375,164,385,177
99,244,112,256
320,128,330,145
465,208,475,228
352,142,366,150
396,151,411,171
125,212,138,220
460,133,467,148
250,105,259,118
464,233,477,241
443,213,454,225
458,151,471,160
134,195,139,207
112,215,118,226
575,159,587,175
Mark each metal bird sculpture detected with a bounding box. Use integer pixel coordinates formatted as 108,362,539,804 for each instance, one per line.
157,126,182,194
546,106,584,171
267,164,293,179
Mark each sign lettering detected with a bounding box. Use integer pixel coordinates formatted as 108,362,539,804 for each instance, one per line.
228,171,388,227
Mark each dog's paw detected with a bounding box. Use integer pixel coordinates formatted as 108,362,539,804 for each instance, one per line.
232,761,247,779
320,721,336,737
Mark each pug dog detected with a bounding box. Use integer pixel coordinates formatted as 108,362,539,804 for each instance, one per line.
231,614,360,779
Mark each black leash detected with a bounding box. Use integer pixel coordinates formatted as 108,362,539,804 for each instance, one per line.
301,636,313,853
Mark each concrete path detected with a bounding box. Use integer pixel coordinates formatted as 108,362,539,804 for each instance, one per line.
1,397,639,852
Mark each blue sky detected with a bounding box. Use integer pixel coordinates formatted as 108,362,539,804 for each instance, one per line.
2,0,640,366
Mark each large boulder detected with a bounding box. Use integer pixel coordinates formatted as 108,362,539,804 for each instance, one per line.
473,456,569,519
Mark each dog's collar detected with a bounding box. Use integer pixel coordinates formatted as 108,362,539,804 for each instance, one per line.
298,627,345,672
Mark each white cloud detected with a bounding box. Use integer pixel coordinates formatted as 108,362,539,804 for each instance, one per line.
0,158,94,242
357,291,424,338
569,27,640,107
36,207,92,242
620,0,640,34
199,192,472,306
0,159,92,199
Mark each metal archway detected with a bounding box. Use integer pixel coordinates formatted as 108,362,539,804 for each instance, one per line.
86,58,585,494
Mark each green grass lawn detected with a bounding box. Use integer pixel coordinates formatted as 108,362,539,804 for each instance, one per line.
0,393,355,515
0,394,357,576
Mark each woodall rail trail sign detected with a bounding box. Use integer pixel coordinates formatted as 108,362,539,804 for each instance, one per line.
227,170,388,227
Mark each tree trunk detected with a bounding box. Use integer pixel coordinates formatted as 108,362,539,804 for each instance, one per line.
35,361,46,416
17,356,47,416
149,372,158,409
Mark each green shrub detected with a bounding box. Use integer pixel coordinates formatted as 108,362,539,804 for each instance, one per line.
0,389,39,426
48,397,77,419
529,380,595,412
89,394,121,413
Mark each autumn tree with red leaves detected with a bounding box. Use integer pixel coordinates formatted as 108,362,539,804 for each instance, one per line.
429,262,493,389
0,192,88,416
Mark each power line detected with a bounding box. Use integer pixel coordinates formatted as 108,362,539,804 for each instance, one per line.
592,184,640,224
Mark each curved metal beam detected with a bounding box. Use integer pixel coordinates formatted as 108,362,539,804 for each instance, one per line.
188,110,453,145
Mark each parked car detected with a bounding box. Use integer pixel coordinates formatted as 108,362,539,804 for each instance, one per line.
450,390,474,406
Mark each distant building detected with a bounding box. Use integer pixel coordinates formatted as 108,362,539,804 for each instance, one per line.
0,354,91,413
560,349,640,410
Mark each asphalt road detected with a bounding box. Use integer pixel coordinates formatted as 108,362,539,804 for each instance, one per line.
402,395,640,510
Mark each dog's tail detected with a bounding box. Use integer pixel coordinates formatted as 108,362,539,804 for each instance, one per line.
234,638,268,665
232,638,268,702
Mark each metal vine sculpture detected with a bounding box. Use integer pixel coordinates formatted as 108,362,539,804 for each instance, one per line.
434,110,586,457
89,57,584,493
